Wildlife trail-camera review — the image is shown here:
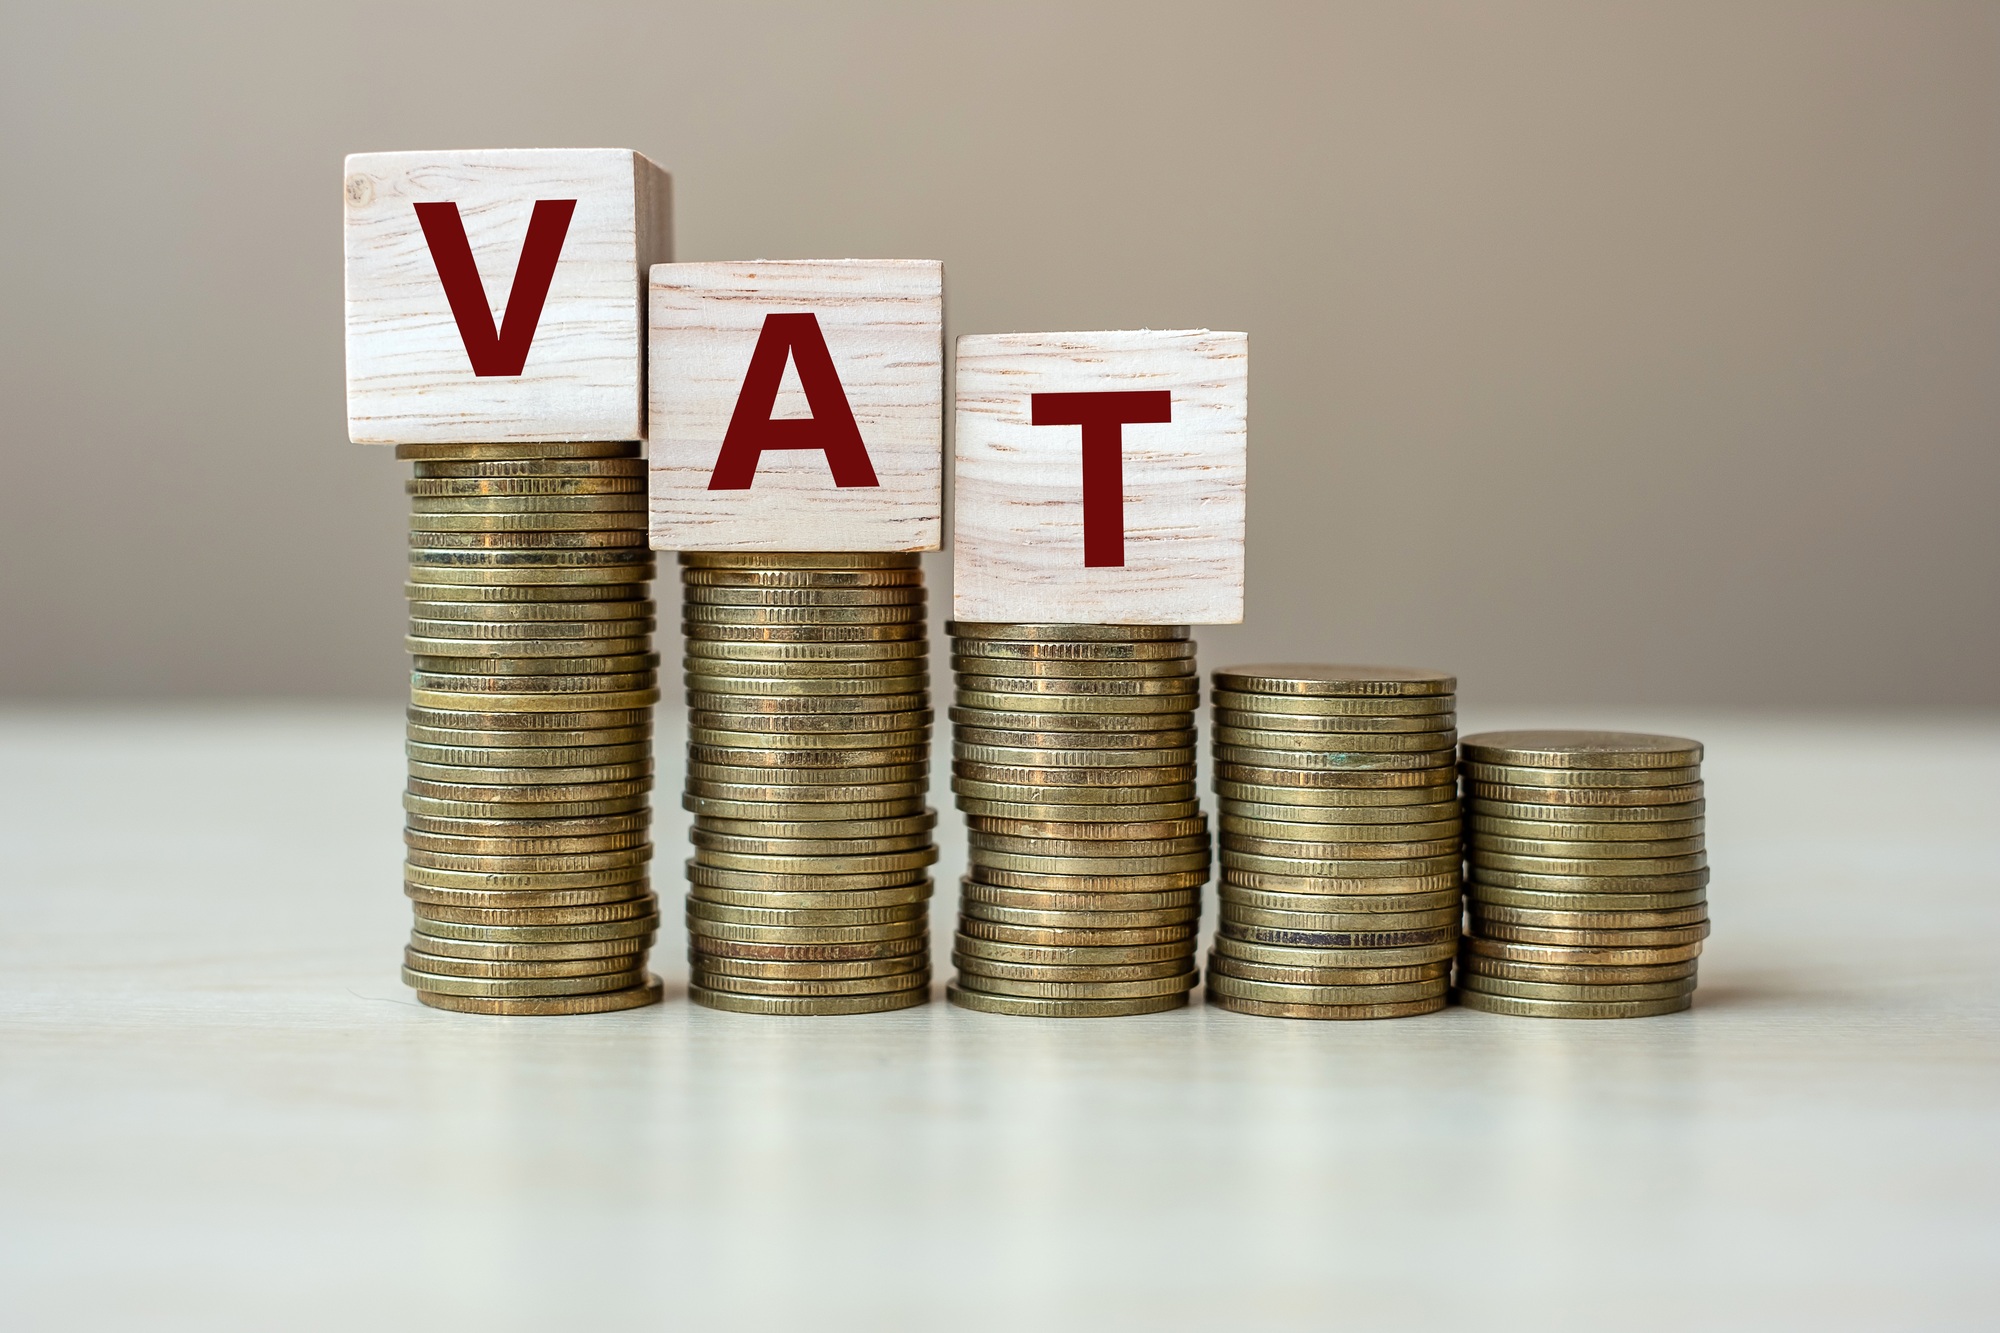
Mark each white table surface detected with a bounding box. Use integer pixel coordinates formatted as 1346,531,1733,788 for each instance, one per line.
2,704,1996,1331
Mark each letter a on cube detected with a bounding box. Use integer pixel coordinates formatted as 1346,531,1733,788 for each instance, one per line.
343,148,672,443
954,330,1247,624
648,260,943,551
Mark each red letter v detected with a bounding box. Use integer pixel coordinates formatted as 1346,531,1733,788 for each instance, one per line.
413,199,577,377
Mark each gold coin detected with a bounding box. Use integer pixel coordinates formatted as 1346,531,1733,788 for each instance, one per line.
1206,954,1450,987
1215,745,1455,772
688,761,925,787
411,510,648,533
956,797,1203,823
949,704,1192,733
958,882,1200,912
403,966,648,997
685,637,928,661
405,777,651,806
1462,762,1702,789
952,934,1194,967
1209,935,1457,969
415,915,659,944
1467,781,1704,808
1205,992,1447,1021
1469,833,1705,860
404,792,647,821
1457,955,1698,985
411,548,654,571
685,778,927,805
955,743,1195,769
1213,709,1455,736
682,567,921,588
404,948,643,979
405,881,649,909
416,977,664,1015
405,862,645,892
1465,936,1704,967
1468,814,1703,841
407,595,652,620
968,675,1198,698
1468,796,1706,824
958,918,1197,948
685,585,926,606
1217,762,1456,788
948,970,1197,1001
971,850,1209,878
690,968,930,998
413,896,657,927
1468,883,1707,913
410,616,653,640
690,709,930,736
407,475,644,497
409,930,654,962
693,954,927,980
404,577,648,602
410,495,648,517
685,604,926,626
1221,850,1461,878
1223,816,1459,843
415,648,659,674
691,829,933,857
409,565,652,588
693,848,938,878
687,860,932,895
1214,780,1453,806
1210,664,1453,697
689,985,929,1015
404,810,651,840
952,656,1194,679
946,985,1187,1017
406,727,652,753
406,761,653,789
409,688,661,713
1470,866,1709,894
686,622,923,643
969,831,1209,859
954,760,1195,788
681,551,920,570
948,622,1188,642
970,865,1209,894
691,728,930,754
1225,835,1459,861
1221,867,1460,895
1467,850,1707,877
1455,990,1691,1020
960,902,1201,930
1204,971,1447,1007
1221,800,1458,828
1460,730,1703,770
966,814,1207,841
1217,921,1456,950
951,638,1195,661
410,527,644,549
1219,902,1458,933
689,737,927,766
688,900,928,928
1457,973,1697,1003
413,458,646,480
683,794,927,823
953,779,1199,807
691,936,927,963
1472,920,1710,948
955,725,1194,753
1215,728,1457,755
690,882,932,911
955,690,1196,716
407,742,650,770
686,916,927,945
407,704,651,730
950,954,1193,984
1210,689,1452,716
404,844,651,873
1220,885,1461,914
397,441,639,461
411,639,652,664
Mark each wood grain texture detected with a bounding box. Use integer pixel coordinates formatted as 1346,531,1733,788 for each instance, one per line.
344,148,671,444
953,329,1247,624
648,260,943,551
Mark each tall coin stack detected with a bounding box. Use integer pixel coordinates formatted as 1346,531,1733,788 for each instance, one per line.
1206,665,1461,1019
946,623,1207,1018
399,441,664,1015
679,552,936,1015
1456,730,1707,1019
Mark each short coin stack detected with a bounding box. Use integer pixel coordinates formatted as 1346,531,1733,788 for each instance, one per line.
679,552,936,1014
946,623,1207,1017
1456,730,1707,1018
1206,664,1461,1019
399,441,663,1015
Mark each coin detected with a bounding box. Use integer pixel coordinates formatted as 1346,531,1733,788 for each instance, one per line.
950,705,1192,733
953,655,1194,679
410,637,652,661
1468,796,1707,823
410,495,648,516
971,866,1210,894
1208,935,1458,968
1221,867,1461,895
407,704,651,730
404,948,644,979
687,900,928,928
969,832,1210,859
1464,937,1705,967
1457,955,1698,985
948,622,1188,642
1470,866,1710,894
694,936,927,962
1219,902,1459,932
691,968,930,998
1457,973,1697,1003
1211,664,1454,697
413,896,658,927
690,710,928,735
1221,851,1461,878
1216,746,1456,771
402,966,649,997
685,916,928,945
957,690,1196,716
955,744,1196,769
682,794,928,823
1473,921,1710,947
691,829,933,857
953,639,1196,661
1206,955,1450,987
689,986,929,1015
1216,728,1458,754
1210,689,1453,716
959,882,1201,912
685,637,928,661
957,797,1203,823
952,934,1194,967
410,687,661,712
693,954,928,980
404,844,652,873
1223,817,1460,844
689,761,926,787
1206,993,1447,1020
403,861,646,891
1221,886,1462,914
1203,972,1448,1007
407,476,644,497
945,986,1188,1017
950,954,1193,983
1225,835,1459,860
954,761,1196,787
1469,850,1708,877
685,778,928,805
956,726,1196,753
953,780,1199,806
1468,814,1704,841
1462,761,1702,789
413,458,647,479
690,882,933,911
1214,709,1455,735
948,970,1198,1000
396,441,639,461
958,918,1197,947
687,622,923,643
682,551,919,569
1214,780,1454,807
966,815,1208,841
404,792,648,821
690,743,926,770
412,510,649,533
415,915,661,944
1217,921,1457,949
416,977,664,1015
685,604,926,626
410,527,644,549
1467,781,1704,808
1468,884,1707,912
405,882,651,909
1217,762,1456,787
961,902,1200,930
409,931,654,962
1460,730,1703,770
1455,990,1691,1019
682,567,922,588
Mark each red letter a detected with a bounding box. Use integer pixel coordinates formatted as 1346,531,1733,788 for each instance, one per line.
708,314,881,489
1031,390,1173,567
413,199,577,377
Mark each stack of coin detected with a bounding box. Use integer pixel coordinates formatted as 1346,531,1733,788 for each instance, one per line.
1456,730,1707,1019
946,623,1207,1017
1205,664,1460,1020
679,552,936,1015
398,441,663,1015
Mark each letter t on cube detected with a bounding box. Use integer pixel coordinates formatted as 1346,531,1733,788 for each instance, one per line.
343,148,671,443
954,330,1248,624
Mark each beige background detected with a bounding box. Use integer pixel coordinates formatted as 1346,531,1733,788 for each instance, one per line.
1,1,1993,706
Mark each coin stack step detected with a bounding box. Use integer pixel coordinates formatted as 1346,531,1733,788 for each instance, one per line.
679,552,935,1014
1455,730,1707,1018
399,441,662,1014
945,623,1207,1017
1205,664,1460,1020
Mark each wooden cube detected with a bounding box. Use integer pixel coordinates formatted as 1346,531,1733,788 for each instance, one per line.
344,148,671,444
647,260,943,551
953,329,1248,624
